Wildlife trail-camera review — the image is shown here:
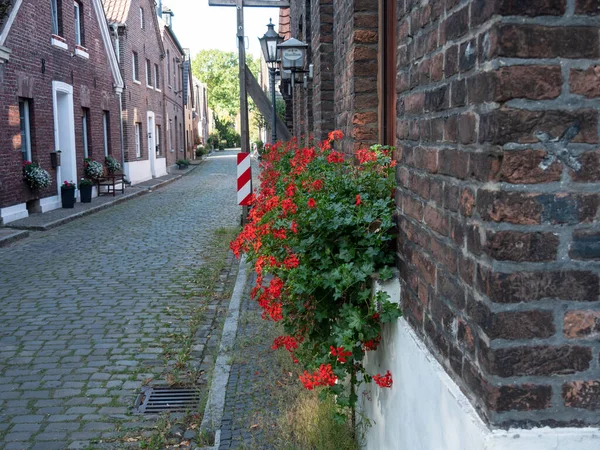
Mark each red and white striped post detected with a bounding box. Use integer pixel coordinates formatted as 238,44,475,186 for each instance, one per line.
237,152,252,223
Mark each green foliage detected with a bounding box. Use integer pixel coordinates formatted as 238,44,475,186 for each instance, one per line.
192,49,259,120
231,132,401,416
214,115,240,148
176,159,190,167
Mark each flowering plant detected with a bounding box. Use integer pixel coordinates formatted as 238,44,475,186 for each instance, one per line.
84,158,104,179
61,180,76,190
22,161,51,190
105,155,121,174
231,131,401,419
79,178,93,187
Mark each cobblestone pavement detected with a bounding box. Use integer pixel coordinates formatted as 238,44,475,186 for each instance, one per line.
0,151,241,449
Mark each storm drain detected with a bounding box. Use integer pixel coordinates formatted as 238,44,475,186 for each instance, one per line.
133,386,202,414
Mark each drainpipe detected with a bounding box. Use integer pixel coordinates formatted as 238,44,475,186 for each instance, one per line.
112,24,126,176
181,62,186,161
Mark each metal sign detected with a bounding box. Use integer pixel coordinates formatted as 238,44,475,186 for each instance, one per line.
208,0,289,7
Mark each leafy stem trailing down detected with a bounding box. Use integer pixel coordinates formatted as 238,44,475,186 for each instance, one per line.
231,131,401,419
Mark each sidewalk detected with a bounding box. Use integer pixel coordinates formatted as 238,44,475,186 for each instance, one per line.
0,161,203,246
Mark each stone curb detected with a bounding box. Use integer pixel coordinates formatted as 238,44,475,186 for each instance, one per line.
0,229,30,248
200,254,249,450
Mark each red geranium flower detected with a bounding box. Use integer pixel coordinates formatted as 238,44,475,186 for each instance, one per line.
307,198,316,208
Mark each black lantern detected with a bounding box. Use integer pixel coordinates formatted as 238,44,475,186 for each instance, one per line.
259,19,283,67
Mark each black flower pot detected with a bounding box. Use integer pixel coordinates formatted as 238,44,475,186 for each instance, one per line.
80,185,92,203
61,188,76,208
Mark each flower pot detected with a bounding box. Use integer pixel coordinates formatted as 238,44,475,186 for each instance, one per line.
61,188,76,208
178,164,187,170
80,185,92,203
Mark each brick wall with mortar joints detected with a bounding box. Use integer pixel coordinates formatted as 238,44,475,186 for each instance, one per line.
115,0,164,164
0,0,121,210
396,0,600,428
162,30,184,168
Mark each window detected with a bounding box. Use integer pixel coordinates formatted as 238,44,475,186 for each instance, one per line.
135,123,142,157
155,125,161,156
173,58,176,90
19,100,32,162
82,108,90,158
139,7,144,29
102,111,110,156
50,0,62,35
74,1,83,46
154,64,160,90
132,51,139,81
146,59,152,87
174,117,178,150
167,50,170,86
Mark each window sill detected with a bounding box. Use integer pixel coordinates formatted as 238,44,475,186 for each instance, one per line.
146,84,153,89
132,79,141,85
155,88,162,92
75,46,89,59
51,35,68,50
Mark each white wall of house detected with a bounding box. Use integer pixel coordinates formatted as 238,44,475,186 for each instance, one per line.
124,160,152,185
359,280,600,450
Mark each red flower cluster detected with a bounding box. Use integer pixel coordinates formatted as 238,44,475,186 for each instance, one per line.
363,335,381,351
356,148,378,164
299,364,338,390
355,194,361,206
330,346,353,363
373,370,393,388
272,335,299,363
307,198,316,208
327,151,344,164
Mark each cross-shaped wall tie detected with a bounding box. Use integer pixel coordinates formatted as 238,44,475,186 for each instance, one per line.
534,121,582,171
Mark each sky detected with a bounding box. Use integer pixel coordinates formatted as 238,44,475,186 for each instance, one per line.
163,0,280,59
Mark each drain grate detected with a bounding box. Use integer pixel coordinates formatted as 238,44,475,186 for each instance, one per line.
133,386,202,414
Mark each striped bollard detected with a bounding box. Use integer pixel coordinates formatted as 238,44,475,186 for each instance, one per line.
237,152,252,224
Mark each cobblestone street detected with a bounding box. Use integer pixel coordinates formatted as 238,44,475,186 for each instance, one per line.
0,152,241,449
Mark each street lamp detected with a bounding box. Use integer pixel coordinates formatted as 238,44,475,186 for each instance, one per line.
259,19,283,144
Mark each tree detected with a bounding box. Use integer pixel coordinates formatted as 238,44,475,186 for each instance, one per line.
192,49,260,121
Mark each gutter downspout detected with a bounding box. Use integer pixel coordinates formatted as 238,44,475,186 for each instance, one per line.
111,24,126,175
181,63,186,161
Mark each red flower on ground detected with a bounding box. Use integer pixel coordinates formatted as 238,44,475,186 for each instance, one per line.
373,370,393,388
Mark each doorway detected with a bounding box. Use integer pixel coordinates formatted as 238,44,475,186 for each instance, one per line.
52,81,77,192
147,111,156,177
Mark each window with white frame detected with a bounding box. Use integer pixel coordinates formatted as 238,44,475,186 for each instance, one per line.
166,50,171,86
82,108,90,158
154,64,160,90
132,51,139,81
102,111,110,157
50,0,62,35
139,7,144,29
155,125,161,156
74,1,83,46
19,100,32,162
146,59,152,87
135,123,142,157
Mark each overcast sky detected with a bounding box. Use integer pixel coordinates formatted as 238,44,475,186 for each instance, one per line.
164,0,280,59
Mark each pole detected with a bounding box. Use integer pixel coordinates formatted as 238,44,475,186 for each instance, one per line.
270,67,276,144
237,0,250,153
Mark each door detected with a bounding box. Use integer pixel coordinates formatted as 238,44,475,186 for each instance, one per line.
52,81,77,193
147,111,156,177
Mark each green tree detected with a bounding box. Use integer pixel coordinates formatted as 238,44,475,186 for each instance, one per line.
192,49,260,121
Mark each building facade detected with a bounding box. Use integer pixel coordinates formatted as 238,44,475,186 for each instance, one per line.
104,0,167,184
192,77,209,147
0,0,123,224
283,0,600,447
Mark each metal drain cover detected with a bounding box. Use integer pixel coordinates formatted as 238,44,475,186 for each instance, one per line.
133,386,202,414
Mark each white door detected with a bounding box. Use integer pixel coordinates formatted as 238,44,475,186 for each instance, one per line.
52,81,77,193
147,111,156,177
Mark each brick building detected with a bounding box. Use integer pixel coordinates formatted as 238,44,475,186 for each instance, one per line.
104,0,167,183
282,0,600,447
158,8,185,169
0,0,123,224
192,76,209,147
183,52,194,161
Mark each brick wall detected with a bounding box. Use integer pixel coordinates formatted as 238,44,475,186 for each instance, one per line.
116,0,164,164
161,27,184,167
396,0,600,427
0,0,120,210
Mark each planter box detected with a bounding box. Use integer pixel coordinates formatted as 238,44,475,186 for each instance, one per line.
61,188,76,208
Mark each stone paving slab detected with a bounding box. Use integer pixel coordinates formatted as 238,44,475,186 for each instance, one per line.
0,151,240,450
4,163,202,232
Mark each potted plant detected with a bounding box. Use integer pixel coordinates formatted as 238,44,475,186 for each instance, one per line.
84,158,104,179
105,155,122,174
61,180,76,208
176,159,189,169
22,161,51,191
79,178,93,203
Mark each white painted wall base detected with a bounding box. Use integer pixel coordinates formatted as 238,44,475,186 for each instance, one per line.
359,281,600,450
124,160,152,185
0,203,28,224
40,195,61,213
154,157,168,177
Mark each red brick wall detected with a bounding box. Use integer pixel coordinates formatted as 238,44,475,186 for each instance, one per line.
117,0,164,164
396,0,600,427
0,0,120,210
161,29,184,167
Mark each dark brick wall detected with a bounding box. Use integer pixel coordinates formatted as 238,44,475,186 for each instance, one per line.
0,0,120,210
116,0,164,165
396,0,600,428
161,29,184,167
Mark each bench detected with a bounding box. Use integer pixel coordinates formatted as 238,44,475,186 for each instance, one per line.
96,172,125,196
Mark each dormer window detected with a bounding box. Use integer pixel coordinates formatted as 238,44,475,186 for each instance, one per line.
139,7,144,29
